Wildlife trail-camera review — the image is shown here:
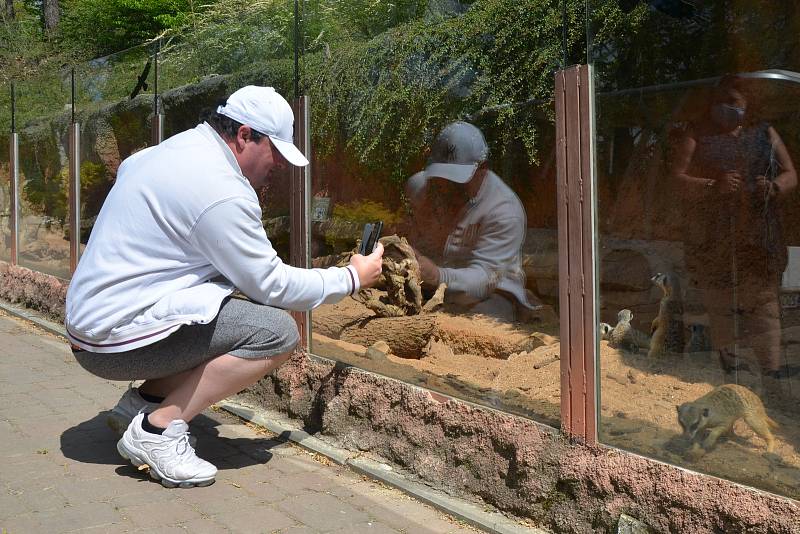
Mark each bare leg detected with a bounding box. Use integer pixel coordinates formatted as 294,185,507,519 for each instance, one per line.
139,369,195,399
742,297,781,374
147,352,292,427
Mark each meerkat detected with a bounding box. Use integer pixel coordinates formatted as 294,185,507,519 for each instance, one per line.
609,309,651,353
684,323,712,354
677,384,778,459
599,322,613,341
648,272,685,357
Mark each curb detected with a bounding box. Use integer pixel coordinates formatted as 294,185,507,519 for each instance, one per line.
0,300,69,339
0,300,548,534
219,399,549,534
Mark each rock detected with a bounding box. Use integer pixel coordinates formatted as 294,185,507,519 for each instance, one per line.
371,340,391,353
617,514,654,534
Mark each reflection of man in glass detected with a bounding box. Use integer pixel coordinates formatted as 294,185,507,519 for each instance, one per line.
405,121,536,322
672,76,797,384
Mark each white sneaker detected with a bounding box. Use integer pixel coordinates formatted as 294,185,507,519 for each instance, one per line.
107,383,161,437
117,413,217,488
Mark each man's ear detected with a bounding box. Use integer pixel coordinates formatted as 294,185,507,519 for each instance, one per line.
235,125,253,150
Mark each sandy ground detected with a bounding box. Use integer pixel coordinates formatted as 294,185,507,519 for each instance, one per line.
311,297,800,501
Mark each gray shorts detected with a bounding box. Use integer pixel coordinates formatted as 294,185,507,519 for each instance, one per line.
72,297,299,381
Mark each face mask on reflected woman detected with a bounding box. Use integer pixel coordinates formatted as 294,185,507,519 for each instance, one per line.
711,103,745,131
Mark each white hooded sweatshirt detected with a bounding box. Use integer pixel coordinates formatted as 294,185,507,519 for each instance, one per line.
65,122,359,353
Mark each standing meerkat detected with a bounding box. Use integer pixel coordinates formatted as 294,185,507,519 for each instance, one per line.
677,384,778,459
609,309,651,353
684,323,712,354
648,272,685,357
599,322,613,341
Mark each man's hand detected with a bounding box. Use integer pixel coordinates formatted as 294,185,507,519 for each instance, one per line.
415,251,440,286
350,242,384,288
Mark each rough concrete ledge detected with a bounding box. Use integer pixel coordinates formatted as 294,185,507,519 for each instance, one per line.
0,262,67,323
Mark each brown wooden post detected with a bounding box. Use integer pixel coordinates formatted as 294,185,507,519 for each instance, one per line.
289,96,311,348
555,64,598,445
68,122,81,275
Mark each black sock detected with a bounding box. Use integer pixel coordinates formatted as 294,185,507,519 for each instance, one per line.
142,413,166,435
138,390,165,403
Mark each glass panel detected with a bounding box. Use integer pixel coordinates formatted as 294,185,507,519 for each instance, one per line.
74,44,155,115
75,46,156,250
0,81,11,262
158,12,296,258
307,1,564,425
15,71,72,279
592,2,800,499
158,0,296,139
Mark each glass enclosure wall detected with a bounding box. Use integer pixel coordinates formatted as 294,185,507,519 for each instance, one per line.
591,1,800,499
0,82,11,262
158,18,295,259
75,45,156,250
15,72,72,279
304,1,565,425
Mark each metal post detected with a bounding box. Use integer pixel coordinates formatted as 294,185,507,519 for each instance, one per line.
289,96,311,348
68,122,80,275
9,132,18,266
9,82,17,265
555,64,598,445
152,112,164,145
152,47,164,145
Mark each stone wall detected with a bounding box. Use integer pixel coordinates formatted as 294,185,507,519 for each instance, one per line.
0,262,67,322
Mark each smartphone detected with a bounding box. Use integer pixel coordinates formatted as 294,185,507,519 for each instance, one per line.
358,221,383,255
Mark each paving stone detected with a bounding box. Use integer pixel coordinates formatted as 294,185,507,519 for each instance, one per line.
120,500,204,529
276,526,321,534
278,493,371,531
328,520,401,533
270,468,353,496
174,517,232,533
212,503,297,533
110,486,183,509
220,476,289,504
3,501,124,533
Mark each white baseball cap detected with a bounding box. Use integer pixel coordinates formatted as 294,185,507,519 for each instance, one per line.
216,85,309,167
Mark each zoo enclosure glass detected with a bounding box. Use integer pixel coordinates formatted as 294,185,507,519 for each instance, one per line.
0,82,12,262
591,0,800,500
75,45,157,252
158,15,296,259
15,71,72,279
305,0,566,425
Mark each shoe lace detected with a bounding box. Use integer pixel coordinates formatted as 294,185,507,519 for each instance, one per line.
174,431,194,457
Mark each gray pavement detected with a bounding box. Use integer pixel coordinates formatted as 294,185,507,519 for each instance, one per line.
0,313,482,534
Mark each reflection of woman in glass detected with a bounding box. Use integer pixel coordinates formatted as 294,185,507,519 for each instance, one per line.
672,76,797,383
